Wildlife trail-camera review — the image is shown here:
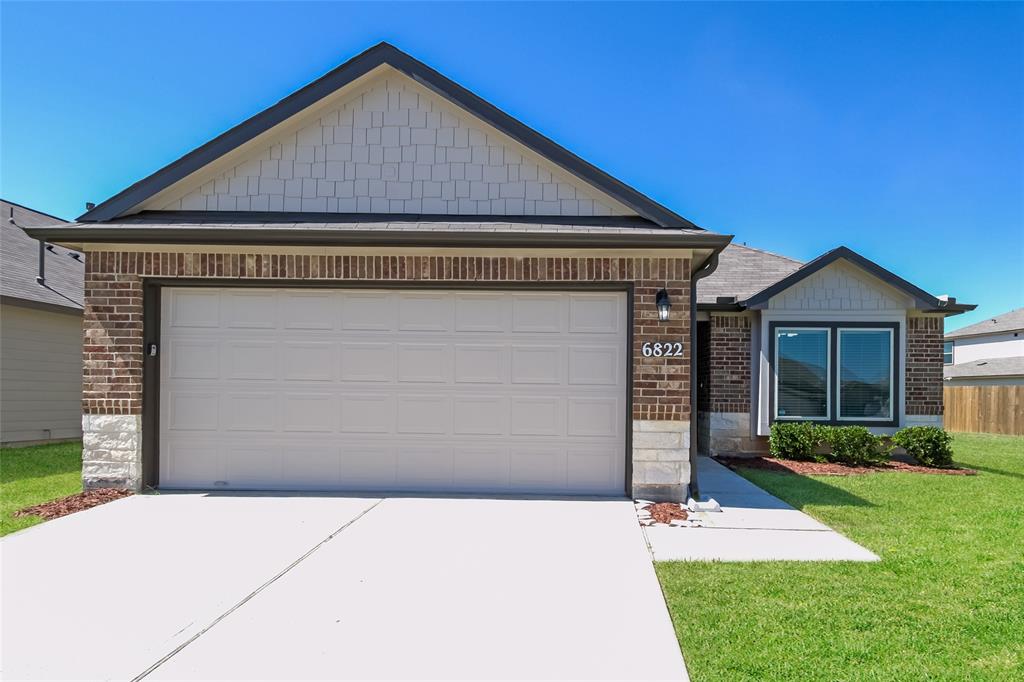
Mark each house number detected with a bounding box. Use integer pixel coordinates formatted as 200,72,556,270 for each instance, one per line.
641,341,684,357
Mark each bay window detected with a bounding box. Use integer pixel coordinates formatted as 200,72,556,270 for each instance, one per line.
771,322,899,426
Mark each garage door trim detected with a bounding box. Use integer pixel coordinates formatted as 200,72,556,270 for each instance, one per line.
141,279,634,495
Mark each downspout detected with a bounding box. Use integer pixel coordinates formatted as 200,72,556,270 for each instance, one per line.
689,252,721,501
7,206,46,285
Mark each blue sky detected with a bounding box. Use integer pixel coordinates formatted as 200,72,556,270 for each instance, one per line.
2,2,1021,331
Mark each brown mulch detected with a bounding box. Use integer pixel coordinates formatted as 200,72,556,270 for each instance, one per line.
715,456,976,476
643,502,689,523
14,488,133,521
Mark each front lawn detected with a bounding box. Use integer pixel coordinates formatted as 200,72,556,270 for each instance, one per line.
0,441,82,536
657,433,1024,681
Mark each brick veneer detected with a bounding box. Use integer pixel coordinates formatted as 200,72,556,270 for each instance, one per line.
84,250,691,418
906,315,944,416
707,313,751,413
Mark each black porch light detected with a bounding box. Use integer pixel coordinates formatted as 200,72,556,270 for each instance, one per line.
655,288,672,321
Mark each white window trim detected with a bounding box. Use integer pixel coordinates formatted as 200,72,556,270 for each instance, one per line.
943,341,954,365
773,327,831,421
836,327,894,423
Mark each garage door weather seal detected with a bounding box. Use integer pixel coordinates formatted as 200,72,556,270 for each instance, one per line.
131,498,385,681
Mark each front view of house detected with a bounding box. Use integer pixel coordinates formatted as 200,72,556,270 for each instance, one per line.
28,43,972,501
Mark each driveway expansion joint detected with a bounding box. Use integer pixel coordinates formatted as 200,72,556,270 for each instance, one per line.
130,497,385,682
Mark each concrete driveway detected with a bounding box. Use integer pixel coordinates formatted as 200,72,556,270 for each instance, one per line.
2,493,686,681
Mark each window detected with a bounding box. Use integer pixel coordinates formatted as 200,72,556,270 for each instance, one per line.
943,341,953,365
775,328,830,420
772,322,899,426
838,329,893,421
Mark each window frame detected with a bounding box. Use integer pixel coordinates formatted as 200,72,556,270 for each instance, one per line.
769,320,900,428
772,326,832,422
836,327,895,423
943,341,954,365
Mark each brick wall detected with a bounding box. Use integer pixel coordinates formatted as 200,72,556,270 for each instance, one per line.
906,315,944,416
83,251,691,421
707,313,751,413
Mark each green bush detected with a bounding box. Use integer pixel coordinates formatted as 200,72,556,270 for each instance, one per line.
892,426,954,468
769,422,825,461
819,425,891,466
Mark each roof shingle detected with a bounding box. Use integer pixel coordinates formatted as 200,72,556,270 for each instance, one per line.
1,199,82,311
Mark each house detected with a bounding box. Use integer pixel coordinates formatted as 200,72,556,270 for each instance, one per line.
1,199,83,445
23,43,972,499
944,308,1024,386
695,243,974,456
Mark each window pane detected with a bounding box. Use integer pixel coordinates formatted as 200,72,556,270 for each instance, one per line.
943,341,953,365
776,329,829,418
840,330,892,419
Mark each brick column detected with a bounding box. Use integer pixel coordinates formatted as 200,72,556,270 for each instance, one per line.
703,313,765,456
905,314,944,428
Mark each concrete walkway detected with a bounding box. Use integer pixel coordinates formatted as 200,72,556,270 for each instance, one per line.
644,457,879,562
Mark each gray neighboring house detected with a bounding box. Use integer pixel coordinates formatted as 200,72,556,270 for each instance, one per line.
1,199,83,445
944,307,1024,386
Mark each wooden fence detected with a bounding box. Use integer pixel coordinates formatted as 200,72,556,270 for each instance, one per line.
943,385,1024,436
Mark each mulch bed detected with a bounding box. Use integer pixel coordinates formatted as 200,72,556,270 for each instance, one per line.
643,502,689,524
715,456,975,476
14,488,133,521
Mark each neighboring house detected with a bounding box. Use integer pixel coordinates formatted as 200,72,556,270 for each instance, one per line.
943,308,1024,386
695,243,974,456
0,199,83,445
24,43,971,499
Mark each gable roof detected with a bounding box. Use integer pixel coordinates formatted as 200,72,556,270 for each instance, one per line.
944,356,1024,380
945,307,1024,340
742,246,973,313
697,243,803,304
78,42,698,228
1,199,82,312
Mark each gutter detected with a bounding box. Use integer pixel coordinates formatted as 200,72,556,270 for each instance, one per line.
22,226,733,251
689,251,722,501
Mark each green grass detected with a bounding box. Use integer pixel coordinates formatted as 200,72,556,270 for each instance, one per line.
1,441,82,536
657,433,1024,681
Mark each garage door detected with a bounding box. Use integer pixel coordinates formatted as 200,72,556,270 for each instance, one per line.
159,288,627,495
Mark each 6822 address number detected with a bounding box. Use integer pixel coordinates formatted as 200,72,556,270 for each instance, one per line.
641,341,683,357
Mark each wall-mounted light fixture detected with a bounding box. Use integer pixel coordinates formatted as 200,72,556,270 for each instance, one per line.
656,288,672,321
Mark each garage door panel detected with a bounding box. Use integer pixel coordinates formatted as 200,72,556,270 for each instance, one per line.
511,295,563,333
454,344,506,384
168,340,220,380
511,346,561,384
282,342,335,381
568,397,620,437
161,288,626,495
283,393,336,433
340,343,395,382
224,291,278,329
167,392,219,431
282,292,336,330
397,344,450,383
568,346,619,385
223,393,278,432
569,294,621,333
397,396,450,434
455,293,507,332
510,397,563,436
224,341,276,380
168,289,220,328
453,397,508,435
399,294,452,331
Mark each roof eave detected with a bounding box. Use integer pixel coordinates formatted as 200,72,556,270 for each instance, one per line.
24,225,732,250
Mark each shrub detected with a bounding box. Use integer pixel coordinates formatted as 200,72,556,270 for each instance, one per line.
819,425,891,466
769,422,825,461
892,426,954,468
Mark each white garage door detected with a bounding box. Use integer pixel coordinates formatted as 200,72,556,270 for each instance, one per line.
159,288,627,495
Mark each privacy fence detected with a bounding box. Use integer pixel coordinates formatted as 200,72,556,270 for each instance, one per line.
943,385,1024,436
